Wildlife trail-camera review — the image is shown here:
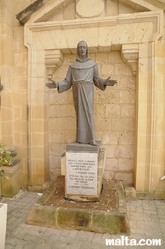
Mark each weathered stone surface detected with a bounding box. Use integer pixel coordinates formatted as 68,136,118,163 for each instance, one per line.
57,208,92,230
26,178,130,234
114,172,133,185
1,162,22,198
92,212,129,234
26,205,57,227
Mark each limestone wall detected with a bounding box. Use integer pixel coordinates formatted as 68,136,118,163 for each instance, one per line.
49,51,135,185
0,0,34,188
1,0,165,197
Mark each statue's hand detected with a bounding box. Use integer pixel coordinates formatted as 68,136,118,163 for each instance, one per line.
45,79,59,89
105,77,117,86
50,79,59,87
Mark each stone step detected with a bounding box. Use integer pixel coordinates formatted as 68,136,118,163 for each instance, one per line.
26,176,130,234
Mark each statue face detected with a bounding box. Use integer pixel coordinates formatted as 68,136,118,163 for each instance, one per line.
78,41,87,59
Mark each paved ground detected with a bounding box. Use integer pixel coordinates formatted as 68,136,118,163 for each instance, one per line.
3,190,165,249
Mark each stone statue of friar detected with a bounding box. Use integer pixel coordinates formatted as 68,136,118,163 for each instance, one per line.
46,41,117,146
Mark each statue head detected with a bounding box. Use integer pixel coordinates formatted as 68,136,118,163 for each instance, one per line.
76,41,89,62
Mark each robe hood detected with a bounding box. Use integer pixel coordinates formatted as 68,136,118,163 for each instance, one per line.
70,41,96,69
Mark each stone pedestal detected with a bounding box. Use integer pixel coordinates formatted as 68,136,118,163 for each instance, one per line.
62,142,106,201
1,160,22,198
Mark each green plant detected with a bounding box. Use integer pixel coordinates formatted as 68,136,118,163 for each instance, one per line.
0,142,12,178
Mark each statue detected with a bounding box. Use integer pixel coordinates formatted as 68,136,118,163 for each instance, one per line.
46,41,117,146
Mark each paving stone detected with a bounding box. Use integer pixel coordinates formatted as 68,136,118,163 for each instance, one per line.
3,190,165,248
5,245,15,249
5,236,20,246
68,229,79,238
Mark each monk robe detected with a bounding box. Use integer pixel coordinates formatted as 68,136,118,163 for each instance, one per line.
58,58,106,145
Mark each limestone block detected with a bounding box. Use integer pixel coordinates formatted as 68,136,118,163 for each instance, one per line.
101,64,114,76
67,118,76,131
14,120,27,133
64,132,75,144
139,43,152,58
49,91,68,104
139,57,151,72
95,53,108,63
30,120,46,133
106,0,118,16
125,187,136,198
89,53,96,62
14,27,25,52
1,39,14,67
31,106,47,119
106,104,120,117
94,104,106,118
68,90,74,104
63,54,75,66
115,145,134,159
119,132,135,145
36,63,45,78
49,143,66,156
103,170,114,180
112,118,135,132
64,2,76,20
115,63,131,76
120,90,135,104
108,51,122,63
114,172,133,185
50,155,61,169
13,92,27,106
49,105,61,118
118,159,134,171
155,42,165,58
49,131,64,144
1,121,13,138
95,118,111,132
1,93,12,107
60,105,75,118
95,90,119,104
1,163,22,198
95,131,102,141
101,132,119,145
50,160,61,175
1,108,12,122
121,104,135,117
117,75,135,90
103,145,116,158
105,159,118,171
49,118,68,131
119,2,134,14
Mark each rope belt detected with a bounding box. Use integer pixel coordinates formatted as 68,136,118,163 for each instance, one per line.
72,81,93,85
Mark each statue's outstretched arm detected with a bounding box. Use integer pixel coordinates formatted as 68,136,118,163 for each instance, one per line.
104,77,117,86
45,79,59,89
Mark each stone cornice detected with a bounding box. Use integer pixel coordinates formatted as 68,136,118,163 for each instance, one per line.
16,0,47,25
121,0,165,11
121,44,139,76
16,0,165,25
25,11,163,43
45,49,64,78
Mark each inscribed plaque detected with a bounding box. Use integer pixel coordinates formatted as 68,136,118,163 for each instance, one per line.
66,152,97,196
